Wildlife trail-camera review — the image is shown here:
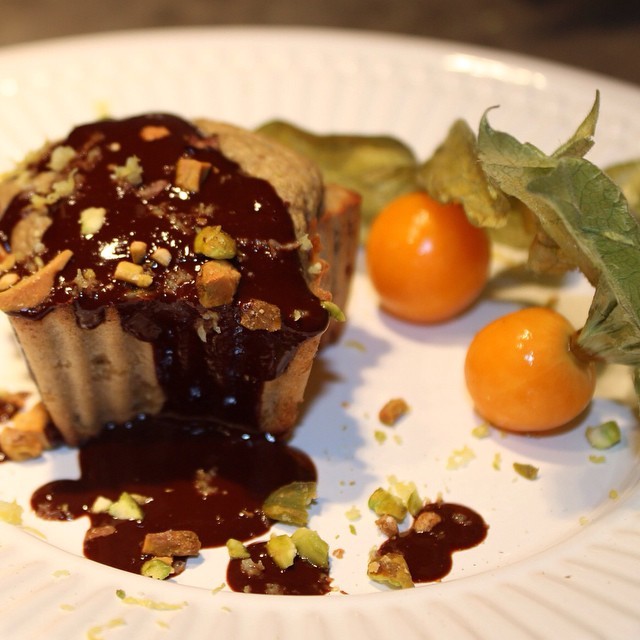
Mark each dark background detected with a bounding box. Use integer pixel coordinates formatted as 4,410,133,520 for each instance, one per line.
1,0,639,86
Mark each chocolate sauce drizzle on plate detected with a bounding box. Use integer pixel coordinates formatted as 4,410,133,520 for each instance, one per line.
379,502,488,584
226,540,332,595
31,416,317,577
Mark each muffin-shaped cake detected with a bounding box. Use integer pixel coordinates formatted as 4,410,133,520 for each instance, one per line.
0,114,356,445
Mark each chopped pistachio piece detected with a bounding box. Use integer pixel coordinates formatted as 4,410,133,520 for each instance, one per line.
79,206,107,236
141,558,173,580
194,225,237,259
262,481,317,526
345,506,361,521
0,499,23,525
112,155,143,185
446,445,476,470
226,538,251,559
387,476,420,506
407,490,424,518
90,496,113,514
291,528,329,568
368,487,407,521
513,462,539,480
321,300,346,322
367,552,414,589
31,171,77,208
374,429,387,444
472,423,491,438
108,492,144,521
585,420,621,450
266,534,297,569
48,145,76,171
115,589,187,610
297,233,313,251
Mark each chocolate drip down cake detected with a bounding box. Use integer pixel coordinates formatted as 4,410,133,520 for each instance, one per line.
0,114,359,445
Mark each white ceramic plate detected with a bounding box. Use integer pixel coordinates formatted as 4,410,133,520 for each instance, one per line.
0,26,639,640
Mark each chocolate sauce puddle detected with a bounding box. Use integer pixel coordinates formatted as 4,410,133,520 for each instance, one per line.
226,540,331,595
378,502,488,584
29,416,488,592
31,415,316,575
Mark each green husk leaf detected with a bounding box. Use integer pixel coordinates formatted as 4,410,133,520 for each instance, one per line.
606,160,640,212
417,118,513,228
256,120,419,233
476,91,640,366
